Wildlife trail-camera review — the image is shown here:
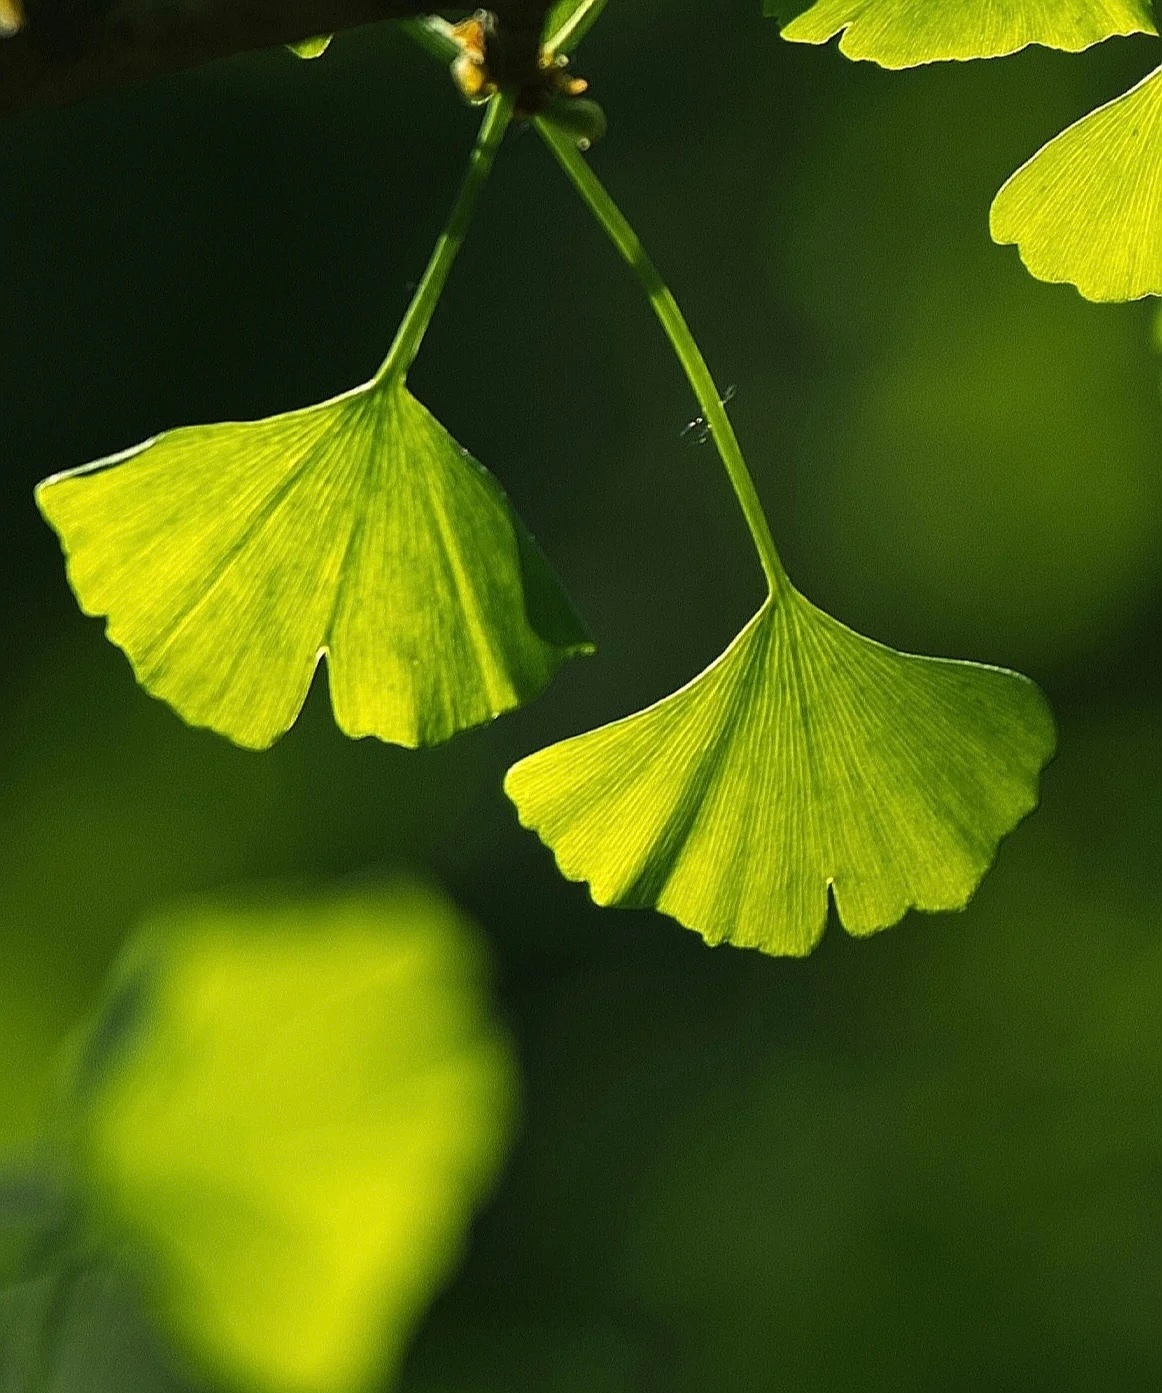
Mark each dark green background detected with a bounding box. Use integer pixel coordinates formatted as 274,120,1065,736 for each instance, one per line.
3,2,1162,1387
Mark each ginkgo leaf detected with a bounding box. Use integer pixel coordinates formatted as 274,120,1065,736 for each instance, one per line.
70,885,517,1393
991,66,1162,301
287,34,333,58
773,0,1155,66
506,590,1054,957
36,378,592,750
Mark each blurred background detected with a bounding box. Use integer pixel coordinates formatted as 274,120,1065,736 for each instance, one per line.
3,1,1162,1386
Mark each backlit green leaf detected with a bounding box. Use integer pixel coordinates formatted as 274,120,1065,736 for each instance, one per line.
287,34,333,58
36,378,591,750
774,0,1155,66
991,66,1162,301
506,591,1054,956
71,885,517,1393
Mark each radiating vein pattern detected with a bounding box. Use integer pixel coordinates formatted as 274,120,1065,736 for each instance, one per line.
991,65,1162,302
506,592,1055,956
775,0,1154,66
36,378,592,749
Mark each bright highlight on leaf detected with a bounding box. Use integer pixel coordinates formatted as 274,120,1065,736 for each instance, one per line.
991,66,1162,302
36,378,591,750
71,885,517,1393
287,34,333,58
773,0,1155,66
506,591,1054,956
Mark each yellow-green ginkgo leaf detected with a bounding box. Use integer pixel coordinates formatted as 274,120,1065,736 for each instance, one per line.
36,378,592,750
991,65,1162,301
71,885,517,1393
506,590,1054,956
774,0,1155,66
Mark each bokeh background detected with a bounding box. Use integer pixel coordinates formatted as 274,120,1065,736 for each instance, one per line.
3,1,1162,1387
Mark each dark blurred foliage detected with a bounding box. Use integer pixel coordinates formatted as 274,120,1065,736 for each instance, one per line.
2,1,1162,1388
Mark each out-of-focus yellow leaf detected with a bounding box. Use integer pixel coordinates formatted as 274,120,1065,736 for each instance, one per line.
72,886,517,1393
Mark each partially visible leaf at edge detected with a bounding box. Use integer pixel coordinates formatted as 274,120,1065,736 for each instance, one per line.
36,377,592,750
772,0,1155,66
543,0,611,54
288,34,333,58
991,65,1162,302
71,885,517,1393
506,590,1054,957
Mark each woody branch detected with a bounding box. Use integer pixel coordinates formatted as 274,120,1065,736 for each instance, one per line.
0,0,551,117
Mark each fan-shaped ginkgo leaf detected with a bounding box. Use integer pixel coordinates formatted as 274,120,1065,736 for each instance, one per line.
774,0,1154,66
991,65,1162,301
506,591,1054,956
36,378,591,750
71,886,516,1393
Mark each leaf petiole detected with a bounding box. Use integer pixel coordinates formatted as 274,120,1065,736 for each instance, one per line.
375,90,516,385
534,116,790,599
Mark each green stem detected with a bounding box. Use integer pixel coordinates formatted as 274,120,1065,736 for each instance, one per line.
535,117,790,599
375,91,516,384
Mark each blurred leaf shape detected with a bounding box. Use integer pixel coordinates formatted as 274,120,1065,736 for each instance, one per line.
1,1266,196,1393
0,0,22,38
69,885,517,1393
991,66,1162,301
506,592,1054,956
543,0,611,53
36,379,591,750
773,0,1155,65
539,96,609,151
287,35,333,58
